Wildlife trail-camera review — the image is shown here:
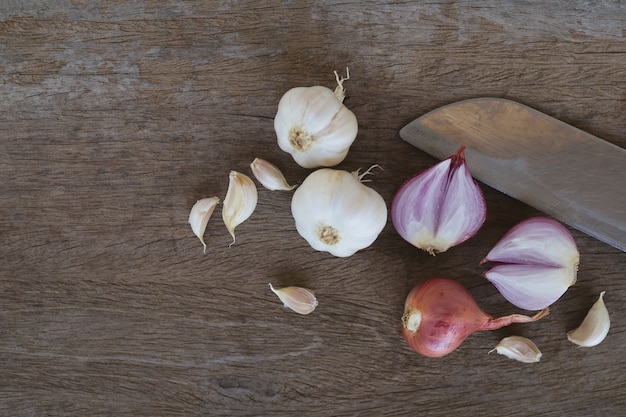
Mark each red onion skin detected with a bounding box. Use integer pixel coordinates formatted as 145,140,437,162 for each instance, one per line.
401,278,549,358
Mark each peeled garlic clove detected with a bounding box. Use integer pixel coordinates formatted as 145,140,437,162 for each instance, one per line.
291,167,387,257
188,197,220,254
489,336,542,363
222,171,258,246
274,69,358,169
567,291,610,347
391,146,486,255
482,217,579,310
269,283,318,315
250,158,296,191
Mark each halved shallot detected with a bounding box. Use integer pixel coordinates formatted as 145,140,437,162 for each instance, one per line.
481,217,579,311
391,146,486,255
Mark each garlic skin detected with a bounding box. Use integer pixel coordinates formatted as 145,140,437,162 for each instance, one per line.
567,291,610,347
489,336,542,363
250,158,296,191
188,197,220,254
269,283,318,315
291,167,387,257
222,171,258,246
274,70,358,168
482,217,579,311
391,146,486,255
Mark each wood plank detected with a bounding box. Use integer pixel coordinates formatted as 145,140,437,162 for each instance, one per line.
1,1,625,415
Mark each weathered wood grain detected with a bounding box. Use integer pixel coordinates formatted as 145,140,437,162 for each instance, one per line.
1,1,625,416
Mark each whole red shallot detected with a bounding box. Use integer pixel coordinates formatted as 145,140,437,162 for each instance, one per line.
401,278,549,358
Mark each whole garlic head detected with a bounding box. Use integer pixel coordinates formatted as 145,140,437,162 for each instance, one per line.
291,167,387,257
274,72,358,168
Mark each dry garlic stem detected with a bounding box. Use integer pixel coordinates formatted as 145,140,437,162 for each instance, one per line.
250,158,296,191
333,67,350,102
222,171,258,246
269,283,318,315
188,197,220,254
489,336,542,363
567,291,610,347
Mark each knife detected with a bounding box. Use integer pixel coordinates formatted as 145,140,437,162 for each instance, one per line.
399,97,626,252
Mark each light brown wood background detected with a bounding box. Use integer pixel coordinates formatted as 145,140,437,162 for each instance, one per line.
1,1,625,416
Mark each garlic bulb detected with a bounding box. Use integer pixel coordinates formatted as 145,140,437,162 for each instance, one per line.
269,283,318,315
567,291,610,347
274,69,358,168
489,336,542,363
222,171,258,246
291,167,387,257
188,197,220,254
250,158,296,191
481,217,579,311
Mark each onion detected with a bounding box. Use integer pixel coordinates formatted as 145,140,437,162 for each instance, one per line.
481,217,579,310
391,146,486,255
401,278,549,358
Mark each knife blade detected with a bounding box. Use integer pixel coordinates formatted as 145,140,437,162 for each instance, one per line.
399,97,626,252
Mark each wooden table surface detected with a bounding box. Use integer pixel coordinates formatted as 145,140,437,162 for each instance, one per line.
1,1,625,416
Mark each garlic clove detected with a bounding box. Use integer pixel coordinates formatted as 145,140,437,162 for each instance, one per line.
250,158,296,191
567,291,610,347
222,171,258,246
269,283,318,315
489,336,542,363
291,168,387,257
391,146,486,255
188,197,220,254
274,71,358,169
482,217,579,310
